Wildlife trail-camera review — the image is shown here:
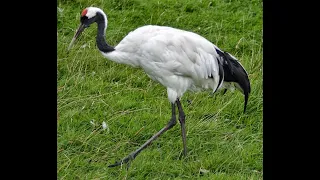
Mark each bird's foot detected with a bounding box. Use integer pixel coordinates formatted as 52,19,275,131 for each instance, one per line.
108,153,135,169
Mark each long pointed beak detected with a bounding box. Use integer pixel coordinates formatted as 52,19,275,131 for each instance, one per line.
67,23,86,51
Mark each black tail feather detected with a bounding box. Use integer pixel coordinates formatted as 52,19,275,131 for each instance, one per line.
244,90,249,113
222,89,227,95
216,49,251,113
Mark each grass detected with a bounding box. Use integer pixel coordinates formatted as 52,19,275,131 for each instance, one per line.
57,0,263,179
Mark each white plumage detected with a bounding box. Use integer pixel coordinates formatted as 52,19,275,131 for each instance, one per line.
104,25,225,103
68,7,251,168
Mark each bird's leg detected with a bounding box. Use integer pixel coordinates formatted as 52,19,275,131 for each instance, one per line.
176,99,187,156
108,103,177,168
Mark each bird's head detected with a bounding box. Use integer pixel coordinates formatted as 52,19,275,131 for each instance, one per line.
68,7,108,51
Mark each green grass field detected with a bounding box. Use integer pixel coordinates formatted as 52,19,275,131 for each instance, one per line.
57,0,262,179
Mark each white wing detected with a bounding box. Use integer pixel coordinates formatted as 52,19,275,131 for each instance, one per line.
112,25,223,91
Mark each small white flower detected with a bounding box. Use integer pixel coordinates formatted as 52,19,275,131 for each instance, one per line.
81,44,88,48
102,121,109,132
199,168,210,174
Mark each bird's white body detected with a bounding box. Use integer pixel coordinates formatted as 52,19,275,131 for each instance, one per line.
102,25,228,103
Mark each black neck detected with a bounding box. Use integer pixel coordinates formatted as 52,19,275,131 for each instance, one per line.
96,13,115,53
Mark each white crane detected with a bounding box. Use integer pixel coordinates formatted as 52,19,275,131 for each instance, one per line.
68,7,251,168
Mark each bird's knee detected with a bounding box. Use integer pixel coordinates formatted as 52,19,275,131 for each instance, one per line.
167,117,177,129
179,113,185,124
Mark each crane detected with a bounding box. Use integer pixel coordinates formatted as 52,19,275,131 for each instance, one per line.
67,7,251,168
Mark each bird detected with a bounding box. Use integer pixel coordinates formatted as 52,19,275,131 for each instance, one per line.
68,7,251,168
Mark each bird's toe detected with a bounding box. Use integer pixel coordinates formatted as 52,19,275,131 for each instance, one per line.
108,153,135,169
